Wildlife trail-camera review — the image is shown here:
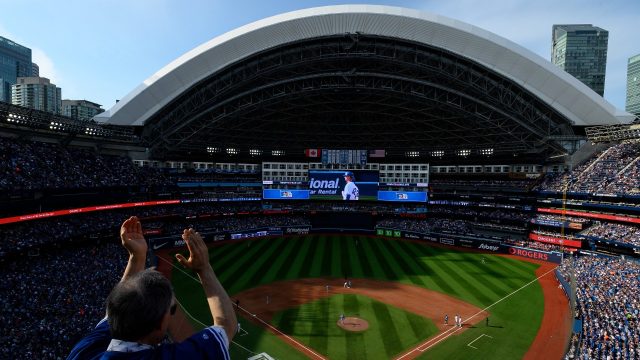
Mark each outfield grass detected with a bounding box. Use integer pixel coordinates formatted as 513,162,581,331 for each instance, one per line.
170,235,544,359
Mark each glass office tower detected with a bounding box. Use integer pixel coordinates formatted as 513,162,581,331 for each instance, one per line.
627,54,640,117
552,24,609,96
0,36,32,103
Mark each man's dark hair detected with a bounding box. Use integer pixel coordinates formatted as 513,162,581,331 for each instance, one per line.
106,269,173,341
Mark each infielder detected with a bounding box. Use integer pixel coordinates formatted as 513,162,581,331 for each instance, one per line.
341,171,359,200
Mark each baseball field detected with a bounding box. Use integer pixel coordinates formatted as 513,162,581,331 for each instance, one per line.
167,235,562,359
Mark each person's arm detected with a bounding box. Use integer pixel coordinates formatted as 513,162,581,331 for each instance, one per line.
175,228,237,342
119,216,148,282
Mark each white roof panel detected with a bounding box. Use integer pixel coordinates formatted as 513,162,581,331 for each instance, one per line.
96,5,635,126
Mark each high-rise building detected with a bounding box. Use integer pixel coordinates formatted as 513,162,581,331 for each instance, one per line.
62,99,104,121
551,24,609,96
32,62,39,77
0,36,33,103
11,77,62,114
627,54,640,117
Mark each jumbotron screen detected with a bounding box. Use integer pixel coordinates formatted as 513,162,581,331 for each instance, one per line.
263,170,428,202
309,170,379,201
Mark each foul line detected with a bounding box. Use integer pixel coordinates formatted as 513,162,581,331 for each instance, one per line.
467,334,493,349
395,266,558,359
156,255,327,360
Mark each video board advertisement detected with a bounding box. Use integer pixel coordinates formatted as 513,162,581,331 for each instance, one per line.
377,191,428,202
308,170,379,200
262,189,310,200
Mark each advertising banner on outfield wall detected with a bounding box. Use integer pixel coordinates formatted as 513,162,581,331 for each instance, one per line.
504,246,562,263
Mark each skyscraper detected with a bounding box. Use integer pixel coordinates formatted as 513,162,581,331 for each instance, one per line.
552,24,609,96
11,77,62,114
32,62,39,77
0,36,33,103
627,54,640,117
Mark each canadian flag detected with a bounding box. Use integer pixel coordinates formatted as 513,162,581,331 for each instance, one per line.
305,149,321,157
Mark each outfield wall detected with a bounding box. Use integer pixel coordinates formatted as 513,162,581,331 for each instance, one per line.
149,225,562,263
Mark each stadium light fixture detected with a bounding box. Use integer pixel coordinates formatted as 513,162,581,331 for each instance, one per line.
226,148,238,155
457,149,471,157
206,147,220,153
480,148,494,156
249,149,262,156
272,150,284,156
430,150,444,157
406,151,420,157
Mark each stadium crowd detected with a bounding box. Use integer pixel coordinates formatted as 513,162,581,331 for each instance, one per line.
376,218,472,234
0,138,171,192
580,222,640,248
0,241,126,359
0,203,307,257
429,206,531,223
430,178,537,191
560,256,640,360
539,141,640,196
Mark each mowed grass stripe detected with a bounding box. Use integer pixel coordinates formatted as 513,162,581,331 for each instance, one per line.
391,240,439,289
331,236,343,276
403,308,433,340
308,236,327,278
421,246,495,306
210,242,250,272
274,237,306,280
370,238,416,284
227,238,287,294
357,237,376,278
339,236,354,278
380,239,429,287
361,237,393,279
285,237,314,280
236,238,297,293
468,255,526,291
342,294,366,360
308,297,330,354
320,235,334,276
491,255,539,280
449,253,516,299
261,236,301,285
467,253,536,294
371,300,403,357
217,237,275,285
208,243,238,268
400,242,457,294
346,236,364,278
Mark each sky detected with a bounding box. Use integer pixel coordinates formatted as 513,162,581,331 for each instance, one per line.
1,0,638,112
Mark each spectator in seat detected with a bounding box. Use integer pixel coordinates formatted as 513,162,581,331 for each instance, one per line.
67,216,236,359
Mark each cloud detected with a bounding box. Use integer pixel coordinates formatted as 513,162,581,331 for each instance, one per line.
31,47,61,84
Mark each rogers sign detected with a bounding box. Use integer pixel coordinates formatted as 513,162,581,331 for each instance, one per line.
508,247,549,261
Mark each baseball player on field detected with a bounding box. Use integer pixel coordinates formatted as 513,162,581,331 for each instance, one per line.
341,171,359,200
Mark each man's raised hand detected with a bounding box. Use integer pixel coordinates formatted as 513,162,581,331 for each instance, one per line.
120,216,147,257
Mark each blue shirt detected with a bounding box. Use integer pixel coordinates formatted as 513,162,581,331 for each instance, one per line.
67,318,230,360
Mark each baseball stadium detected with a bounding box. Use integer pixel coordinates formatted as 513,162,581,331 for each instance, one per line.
1,5,639,360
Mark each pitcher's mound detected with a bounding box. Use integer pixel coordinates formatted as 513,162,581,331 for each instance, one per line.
337,317,369,332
